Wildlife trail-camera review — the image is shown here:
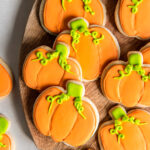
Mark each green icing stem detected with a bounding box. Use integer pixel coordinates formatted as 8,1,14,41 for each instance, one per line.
46,82,86,119
61,0,95,15
114,53,150,82
110,107,148,143
128,0,143,14
32,43,71,73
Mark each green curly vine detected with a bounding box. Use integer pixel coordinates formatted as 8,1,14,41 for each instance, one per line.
32,44,71,73
110,115,148,143
128,0,143,14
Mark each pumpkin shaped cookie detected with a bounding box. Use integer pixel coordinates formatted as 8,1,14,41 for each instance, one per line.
23,42,82,91
115,0,150,39
0,115,15,150
40,0,106,34
101,51,150,107
98,105,150,150
33,80,99,147
0,58,13,98
54,18,120,81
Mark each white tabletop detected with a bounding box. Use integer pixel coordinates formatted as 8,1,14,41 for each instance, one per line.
0,0,37,149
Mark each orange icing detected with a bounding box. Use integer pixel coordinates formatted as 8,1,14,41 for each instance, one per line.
0,134,11,150
118,0,150,39
99,109,150,150
54,27,119,80
142,46,150,64
0,64,12,97
43,0,105,33
33,87,97,147
23,48,82,91
102,64,150,107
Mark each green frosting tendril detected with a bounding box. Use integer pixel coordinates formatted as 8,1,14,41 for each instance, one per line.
110,107,148,143
70,19,104,52
46,82,86,119
61,0,72,10
0,142,6,148
0,117,9,148
114,53,150,82
32,43,71,73
82,0,95,15
128,0,143,14
61,0,95,15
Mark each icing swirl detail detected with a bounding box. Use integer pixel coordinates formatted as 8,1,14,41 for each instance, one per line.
128,0,143,14
61,0,95,15
70,19,104,52
32,43,71,73
110,115,148,143
46,82,86,119
114,53,150,82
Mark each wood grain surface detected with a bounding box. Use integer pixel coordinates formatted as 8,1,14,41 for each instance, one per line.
19,0,150,150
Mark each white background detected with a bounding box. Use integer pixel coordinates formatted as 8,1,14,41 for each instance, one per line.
0,0,37,149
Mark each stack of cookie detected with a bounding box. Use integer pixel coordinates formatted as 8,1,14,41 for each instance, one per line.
22,0,150,149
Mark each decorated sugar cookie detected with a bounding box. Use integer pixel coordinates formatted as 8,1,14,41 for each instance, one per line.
0,115,15,150
39,0,106,34
33,80,99,147
98,105,150,150
54,18,120,81
0,58,13,98
23,42,82,91
101,51,150,107
115,0,150,39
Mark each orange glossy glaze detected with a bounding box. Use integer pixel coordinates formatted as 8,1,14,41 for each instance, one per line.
33,87,97,147
23,48,82,91
99,109,150,150
42,0,105,33
118,0,150,39
102,64,150,107
0,134,12,150
0,64,12,97
54,27,119,80
142,46,150,64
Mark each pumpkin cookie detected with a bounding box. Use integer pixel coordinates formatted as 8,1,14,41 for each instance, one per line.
101,51,150,107
0,115,15,150
39,0,106,34
0,58,13,98
115,0,150,39
98,105,150,150
33,80,99,147
23,42,82,91
54,18,120,81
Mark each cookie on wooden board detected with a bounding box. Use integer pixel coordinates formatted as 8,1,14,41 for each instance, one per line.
33,80,99,147
98,105,150,150
39,0,106,34
115,0,150,39
22,42,82,91
101,49,150,107
54,17,120,81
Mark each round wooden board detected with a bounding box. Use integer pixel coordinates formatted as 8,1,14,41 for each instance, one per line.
19,0,150,150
